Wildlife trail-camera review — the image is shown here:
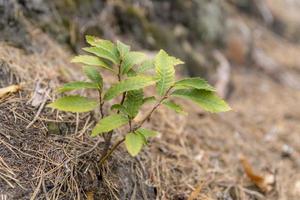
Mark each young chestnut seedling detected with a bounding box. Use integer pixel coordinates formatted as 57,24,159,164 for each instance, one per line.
47,36,231,163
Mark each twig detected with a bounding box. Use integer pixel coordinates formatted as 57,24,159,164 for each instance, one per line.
240,186,265,199
74,112,79,135
65,137,102,164
99,87,174,165
0,138,59,166
129,120,132,132
98,89,104,119
30,171,43,200
0,173,14,188
133,87,173,131
119,92,127,106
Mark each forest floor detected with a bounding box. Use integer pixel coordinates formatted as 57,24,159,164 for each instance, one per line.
1,2,300,200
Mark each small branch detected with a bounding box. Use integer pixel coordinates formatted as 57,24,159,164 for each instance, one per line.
98,89,104,119
133,87,173,131
100,60,125,163
97,87,112,159
99,88,173,165
102,130,113,154
101,91,126,156
120,92,126,106
117,62,122,81
129,120,132,132
99,138,125,165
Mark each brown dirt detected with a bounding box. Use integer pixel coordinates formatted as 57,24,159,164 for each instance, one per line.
0,32,155,199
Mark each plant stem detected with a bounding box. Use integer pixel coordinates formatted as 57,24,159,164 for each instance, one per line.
119,92,126,107
99,87,174,165
133,87,173,131
98,89,104,119
99,60,125,163
129,119,132,132
98,88,112,157
99,87,173,165
99,138,125,165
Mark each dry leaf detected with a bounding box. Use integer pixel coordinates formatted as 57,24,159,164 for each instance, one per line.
27,81,48,107
0,85,21,99
240,155,275,193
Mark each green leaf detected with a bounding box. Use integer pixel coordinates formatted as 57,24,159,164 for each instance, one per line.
83,46,119,64
123,90,144,118
127,69,137,77
117,40,130,58
155,50,183,96
136,128,158,139
86,35,116,51
172,89,231,113
91,114,129,136
85,35,102,46
47,95,98,113
71,55,112,70
57,81,99,93
175,78,216,91
80,35,119,65
121,51,146,74
162,100,187,115
136,59,155,73
111,104,129,115
142,96,156,104
169,56,184,66
104,76,157,100
83,66,103,87
125,132,144,156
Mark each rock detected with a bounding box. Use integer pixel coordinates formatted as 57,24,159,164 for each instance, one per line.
0,0,32,51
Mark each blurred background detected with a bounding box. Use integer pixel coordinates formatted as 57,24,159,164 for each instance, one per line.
1,0,300,199
2,0,300,82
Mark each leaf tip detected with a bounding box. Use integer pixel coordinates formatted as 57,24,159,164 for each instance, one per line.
46,102,54,109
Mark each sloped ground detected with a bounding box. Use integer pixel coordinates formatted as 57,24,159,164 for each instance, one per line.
147,69,300,199
0,30,155,199
1,1,300,200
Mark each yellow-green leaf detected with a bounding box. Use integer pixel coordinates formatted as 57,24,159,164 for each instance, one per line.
47,95,98,113
155,50,183,96
104,76,157,101
85,35,102,46
117,40,130,58
83,66,103,87
142,96,156,104
172,89,231,113
175,78,216,91
111,104,129,115
57,82,99,93
71,55,112,70
86,35,114,49
85,37,119,63
122,90,144,118
121,51,146,74
125,132,144,156
91,114,129,136
137,59,155,73
162,100,187,115
137,128,158,139
83,46,119,64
